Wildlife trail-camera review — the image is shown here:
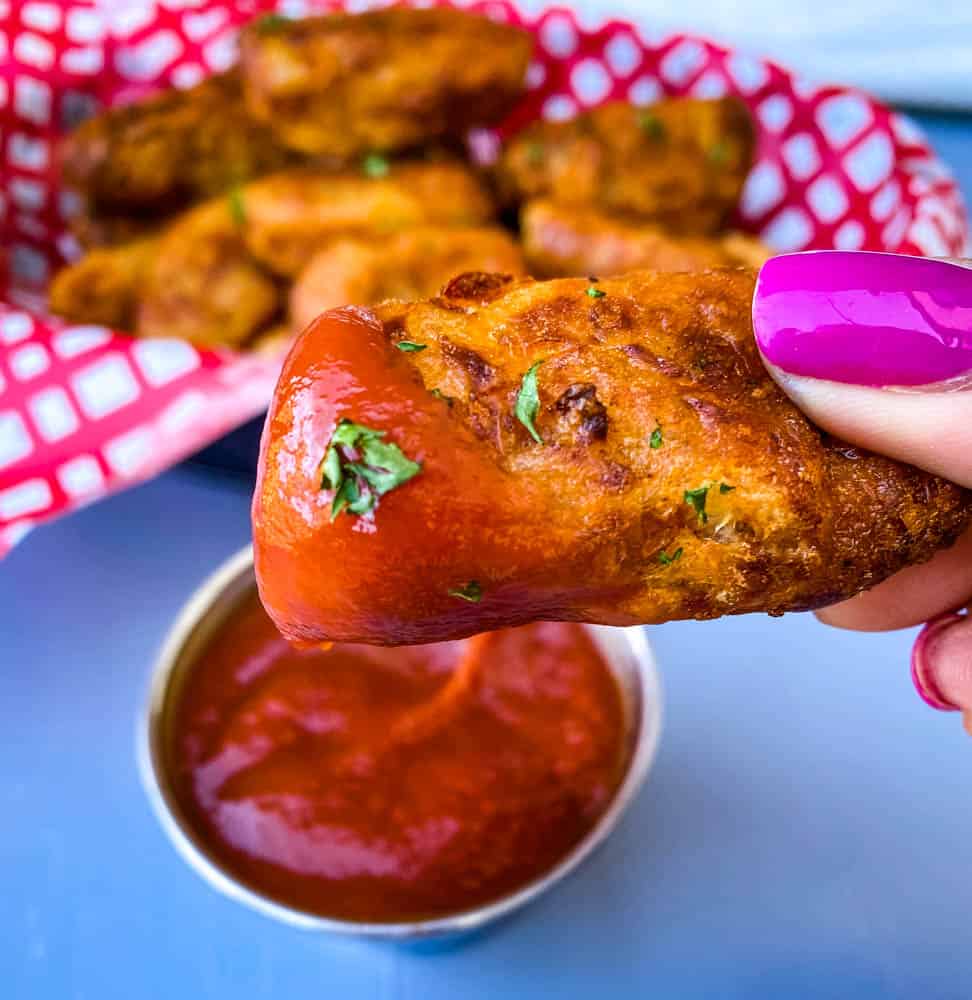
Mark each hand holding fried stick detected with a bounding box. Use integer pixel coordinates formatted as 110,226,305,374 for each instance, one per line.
253,268,971,646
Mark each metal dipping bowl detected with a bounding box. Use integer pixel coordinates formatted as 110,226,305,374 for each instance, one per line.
137,546,663,938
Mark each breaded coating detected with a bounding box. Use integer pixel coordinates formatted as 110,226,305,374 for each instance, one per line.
49,159,494,344
48,238,157,329
495,98,755,233
60,70,291,219
522,199,770,278
67,209,158,251
239,161,497,277
249,324,295,358
239,8,532,157
253,269,971,646
137,200,280,348
289,226,526,329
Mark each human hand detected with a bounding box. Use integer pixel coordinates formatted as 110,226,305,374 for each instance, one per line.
752,251,972,734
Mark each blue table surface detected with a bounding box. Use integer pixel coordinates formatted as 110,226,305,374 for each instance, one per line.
3,112,972,1000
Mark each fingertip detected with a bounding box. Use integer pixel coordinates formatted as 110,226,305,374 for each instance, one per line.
911,611,972,714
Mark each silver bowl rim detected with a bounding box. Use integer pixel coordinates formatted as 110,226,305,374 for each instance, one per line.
136,544,664,938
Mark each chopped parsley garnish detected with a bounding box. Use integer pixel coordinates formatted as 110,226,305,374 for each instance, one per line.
449,581,483,602
650,424,663,449
515,360,544,444
658,547,683,565
362,153,390,179
227,186,246,227
586,285,606,299
719,483,735,494
320,419,420,521
684,485,710,524
254,12,289,34
526,140,545,165
708,141,728,164
637,110,666,140
396,341,426,352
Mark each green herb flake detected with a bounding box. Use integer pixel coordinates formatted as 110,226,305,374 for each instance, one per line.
708,141,729,165
449,581,483,603
684,485,710,524
515,360,544,444
254,12,289,34
649,424,663,449
320,419,420,522
586,285,606,299
362,152,391,179
526,140,545,165
430,388,453,406
396,341,426,353
637,110,666,140
658,547,683,566
227,186,246,227
719,483,735,494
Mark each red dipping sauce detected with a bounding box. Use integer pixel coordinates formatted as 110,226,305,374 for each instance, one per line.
171,593,627,923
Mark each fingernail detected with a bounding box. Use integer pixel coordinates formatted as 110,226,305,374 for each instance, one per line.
753,252,972,387
911,612,969,712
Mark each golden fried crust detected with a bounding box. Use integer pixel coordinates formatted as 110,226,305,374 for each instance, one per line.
522,199,771,278
240,161,498,277
239,9,532,158
61,71,291,218
289,226,526,329
136,200,281,348
48,238,158,329
495,98,755,234
249,324,295,358
67,209,158,250
253,269,972,646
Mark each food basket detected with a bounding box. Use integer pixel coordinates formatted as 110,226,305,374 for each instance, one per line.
0,0,966,555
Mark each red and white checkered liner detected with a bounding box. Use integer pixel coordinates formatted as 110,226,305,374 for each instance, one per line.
0,0,968,555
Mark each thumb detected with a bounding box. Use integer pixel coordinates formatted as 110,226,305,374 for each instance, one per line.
751,251,972,489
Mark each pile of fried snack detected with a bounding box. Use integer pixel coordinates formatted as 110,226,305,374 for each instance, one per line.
50,7,769,352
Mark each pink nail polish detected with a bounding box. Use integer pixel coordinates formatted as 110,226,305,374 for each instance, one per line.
911,613,965,712
752,251,972,387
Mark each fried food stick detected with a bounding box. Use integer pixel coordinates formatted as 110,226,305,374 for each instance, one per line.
495,98,755,234
60,70,291,226
136,200,280,348
521,199,770,278
239,8,532,157
49,159,495,344
253,269,972,646
238,161,499,277
48,238,158,329
289,226,526,329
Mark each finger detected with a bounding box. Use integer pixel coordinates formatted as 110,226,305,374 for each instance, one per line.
752,252,972,489
816,522,972,631
911,610,972,715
